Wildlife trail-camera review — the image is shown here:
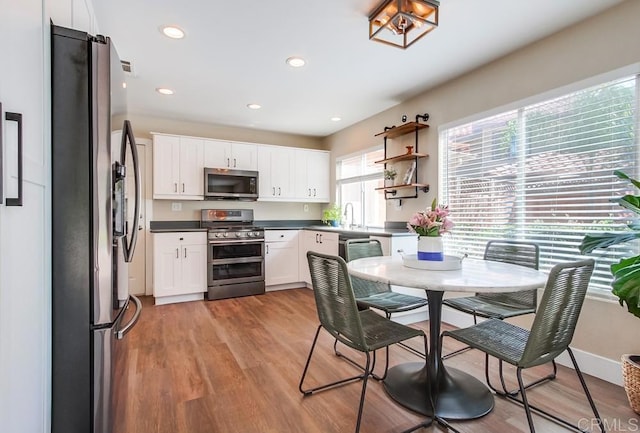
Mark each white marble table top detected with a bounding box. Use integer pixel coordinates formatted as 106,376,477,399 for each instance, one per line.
347,256,548,293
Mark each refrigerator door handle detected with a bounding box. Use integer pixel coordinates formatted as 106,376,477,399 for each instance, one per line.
0,102,3,204
116,294,142,340
120,120,141,263
5,111,23,206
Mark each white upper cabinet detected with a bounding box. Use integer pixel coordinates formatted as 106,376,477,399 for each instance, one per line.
204,139,257,171
258,145,295,201
152,133,204,200
294,149,330,202
152,132,330,203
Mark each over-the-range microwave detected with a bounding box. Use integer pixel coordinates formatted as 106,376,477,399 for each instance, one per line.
204,168,259,200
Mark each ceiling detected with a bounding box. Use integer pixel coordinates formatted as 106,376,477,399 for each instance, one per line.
92,0,625,138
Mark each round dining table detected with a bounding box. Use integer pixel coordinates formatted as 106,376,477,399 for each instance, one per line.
347,255,548,421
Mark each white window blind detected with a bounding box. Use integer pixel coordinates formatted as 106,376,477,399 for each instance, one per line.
440,75,639,295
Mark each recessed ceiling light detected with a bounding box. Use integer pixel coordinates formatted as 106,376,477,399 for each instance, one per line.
156,87,174,95
161,25,185,39
286,56,306,68
247,103,262,110
331,116,342,122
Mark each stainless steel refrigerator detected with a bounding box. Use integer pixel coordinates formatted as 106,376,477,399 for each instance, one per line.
51,25,142,433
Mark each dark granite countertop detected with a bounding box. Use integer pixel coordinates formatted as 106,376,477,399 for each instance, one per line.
149,220,206,233
149,220,414,237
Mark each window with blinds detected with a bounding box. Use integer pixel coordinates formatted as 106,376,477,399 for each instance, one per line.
440,74,639,295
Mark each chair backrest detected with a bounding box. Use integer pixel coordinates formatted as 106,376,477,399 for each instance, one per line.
519,259,595,368
345,238,384,262
344,239,390,297
477,240,540,308
306,251,368,351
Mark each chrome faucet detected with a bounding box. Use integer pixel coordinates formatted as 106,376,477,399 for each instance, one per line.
343,202,355,228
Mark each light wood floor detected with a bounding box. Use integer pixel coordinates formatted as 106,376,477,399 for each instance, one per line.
114,289,638,433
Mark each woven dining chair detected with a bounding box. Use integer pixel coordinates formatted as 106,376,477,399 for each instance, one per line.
442,259,604,433
299,251,427,433
442,240,556,394
342,238,428,361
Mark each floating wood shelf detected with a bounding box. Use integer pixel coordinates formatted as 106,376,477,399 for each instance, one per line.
374,122,429,139
376,183,430,194
375,152,429,165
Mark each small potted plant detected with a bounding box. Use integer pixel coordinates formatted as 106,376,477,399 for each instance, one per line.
322,203,342,227
384,168,397,187
580,170,640,414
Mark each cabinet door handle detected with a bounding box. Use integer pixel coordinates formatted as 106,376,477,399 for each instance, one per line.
266,244,269,254
313,188,316,197
226,157,230,167
184,247,187,258
319,234,323,244
182,183,185,193
176,248,179,258
233,158,237,168
174,183,178,193
5,111,23,206
308,188,311,197
272,187,275,196
315,233,318,243
278,186,281,196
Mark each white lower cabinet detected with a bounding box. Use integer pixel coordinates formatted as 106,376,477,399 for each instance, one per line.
265,230,299,286
153,232,207,303
299,230,339,285
371,234,418,258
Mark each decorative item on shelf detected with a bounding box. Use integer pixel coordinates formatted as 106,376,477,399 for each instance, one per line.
405,146,414,155
384,168,397,187
579,170,640,413
407,198,453,261
368,0,440,49
401,160,416,185
321,203,342,227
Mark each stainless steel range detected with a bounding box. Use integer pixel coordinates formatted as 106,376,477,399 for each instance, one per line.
200,209,265,300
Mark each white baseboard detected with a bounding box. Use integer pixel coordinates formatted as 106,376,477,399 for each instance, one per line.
154,292,204,305
266,282,305,291
396,305,623,386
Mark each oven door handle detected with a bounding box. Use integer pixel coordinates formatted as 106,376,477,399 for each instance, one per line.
208,239,264,245
210,256,264,265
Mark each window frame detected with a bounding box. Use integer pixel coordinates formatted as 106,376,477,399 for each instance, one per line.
336,146,386,228
438,64,640,299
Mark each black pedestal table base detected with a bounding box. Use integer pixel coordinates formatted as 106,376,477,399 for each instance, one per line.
383,290,494,421
383,362,494,419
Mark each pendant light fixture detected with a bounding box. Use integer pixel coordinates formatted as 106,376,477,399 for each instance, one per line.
369,0,439,49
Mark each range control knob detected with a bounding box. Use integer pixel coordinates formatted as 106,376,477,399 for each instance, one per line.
247,232,254,237
223,232,228,238
215,233,221,238
235,232,241,237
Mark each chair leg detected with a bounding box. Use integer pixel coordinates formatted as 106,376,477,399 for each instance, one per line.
567,348,606,433
516,367,537,433
354,353,372,433
300,325,365,395
384,312,427,359
333,337,387,381
490,352,606,433
492,358,557,396
442,312,478,359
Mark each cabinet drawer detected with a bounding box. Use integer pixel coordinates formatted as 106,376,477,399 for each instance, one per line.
154,231,206,245
265,230,298,243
